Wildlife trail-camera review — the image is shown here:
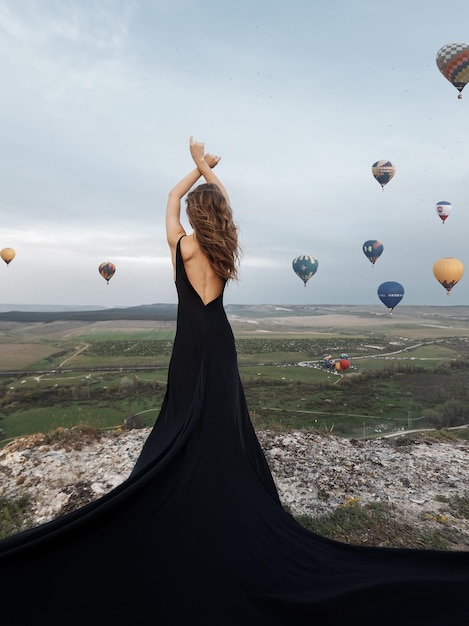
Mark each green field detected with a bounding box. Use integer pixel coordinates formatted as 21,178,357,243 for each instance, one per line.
1,307,469,445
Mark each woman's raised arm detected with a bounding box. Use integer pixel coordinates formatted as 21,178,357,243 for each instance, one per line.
166,137,226,250
166,167,201,248
189,137,229,203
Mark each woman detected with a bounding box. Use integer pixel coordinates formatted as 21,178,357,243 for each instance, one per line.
0,138,469,625
166,137,238,290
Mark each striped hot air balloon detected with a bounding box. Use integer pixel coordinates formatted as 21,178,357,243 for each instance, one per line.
292,254,318,287
436,42,469,99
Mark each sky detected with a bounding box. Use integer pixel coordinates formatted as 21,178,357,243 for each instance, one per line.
1,0,469,309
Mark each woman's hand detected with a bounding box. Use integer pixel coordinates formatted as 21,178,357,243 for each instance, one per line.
190,137,221,169
189,136,205,165
204,153,221,169
188,136,229,202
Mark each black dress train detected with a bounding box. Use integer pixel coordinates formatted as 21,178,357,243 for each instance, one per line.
1,237,469,625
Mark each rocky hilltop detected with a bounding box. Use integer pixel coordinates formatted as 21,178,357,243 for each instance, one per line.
1,428,468,547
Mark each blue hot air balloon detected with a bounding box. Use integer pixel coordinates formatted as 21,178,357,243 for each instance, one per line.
363,240,384,266
292,254,318,287
377,281,404,313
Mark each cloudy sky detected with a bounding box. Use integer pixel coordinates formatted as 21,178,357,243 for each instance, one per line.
1,0,469,309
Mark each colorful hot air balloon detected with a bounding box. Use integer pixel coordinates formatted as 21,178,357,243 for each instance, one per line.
99,262,116,284
377,281,404,313
335,359,350,372
435,201,452,224
433,257,464,295
372,160,395,190
436,43,469,99
322,354,334,368
0,247,15,266
363,240,383,266
292,254,318,287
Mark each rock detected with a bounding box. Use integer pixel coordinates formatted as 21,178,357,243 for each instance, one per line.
1,429,468,543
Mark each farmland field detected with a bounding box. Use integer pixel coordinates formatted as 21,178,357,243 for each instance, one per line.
1,304,469,444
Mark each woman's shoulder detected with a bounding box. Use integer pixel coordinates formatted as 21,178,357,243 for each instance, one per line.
179,233,196,258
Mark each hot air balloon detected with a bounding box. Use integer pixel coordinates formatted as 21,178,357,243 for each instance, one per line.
292,254,318,287
436,43,469,99
340,359,350,371
99,262,116,284
363,240,383,266
0,247,15,266
435,201,452,224
372,160,395,190
433,257,464,295
377,281,404,313
335,359,350,372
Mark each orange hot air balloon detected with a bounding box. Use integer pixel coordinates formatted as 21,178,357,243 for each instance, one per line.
335,359,350,372
0,247,15,266
99,262,116,284
433,257,464,295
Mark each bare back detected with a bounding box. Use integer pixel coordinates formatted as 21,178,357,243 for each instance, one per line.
178,234,224,305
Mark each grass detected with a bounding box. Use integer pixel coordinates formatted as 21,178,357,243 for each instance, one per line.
240,364,328,384
291,498,469,550
9,370,169,389
0,403,160,441
0,495,32,539
76,329,176,341
0,342,61,371
3,359,469,441
62,355,172,368
354,356,447,371
436,494,469,519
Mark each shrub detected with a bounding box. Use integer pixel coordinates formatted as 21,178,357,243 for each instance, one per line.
0,495,32,539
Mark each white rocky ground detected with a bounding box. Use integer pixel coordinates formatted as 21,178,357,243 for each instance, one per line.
1,428,468,546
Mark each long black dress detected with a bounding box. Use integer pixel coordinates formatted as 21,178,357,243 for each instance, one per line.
1,237,469,625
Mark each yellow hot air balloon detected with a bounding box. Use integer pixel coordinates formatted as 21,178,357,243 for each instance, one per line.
433,257,464,295
0,247,15,266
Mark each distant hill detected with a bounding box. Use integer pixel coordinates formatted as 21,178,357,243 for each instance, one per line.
0,303,468,324
0,302,353,323
0,303,178,322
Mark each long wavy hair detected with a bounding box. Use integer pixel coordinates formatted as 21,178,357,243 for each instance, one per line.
186,183,241,281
